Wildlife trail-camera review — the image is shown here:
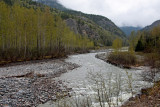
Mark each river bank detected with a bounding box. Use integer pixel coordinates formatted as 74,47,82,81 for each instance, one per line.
0,59,79,106
96,52,144,69
122,81,160,107
96,52,160,107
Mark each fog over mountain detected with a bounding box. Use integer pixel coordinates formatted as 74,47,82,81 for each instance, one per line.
58,0,160,27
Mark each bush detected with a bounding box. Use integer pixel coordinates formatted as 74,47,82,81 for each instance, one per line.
108,52,137,67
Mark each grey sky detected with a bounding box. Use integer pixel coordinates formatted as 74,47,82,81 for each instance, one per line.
59,0,160,27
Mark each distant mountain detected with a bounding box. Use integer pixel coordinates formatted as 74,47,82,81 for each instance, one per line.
120,26,142,36
142,20,160,31
33,0,67,10
35,0,127,46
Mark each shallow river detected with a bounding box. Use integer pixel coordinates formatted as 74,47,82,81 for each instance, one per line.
39,51,151,107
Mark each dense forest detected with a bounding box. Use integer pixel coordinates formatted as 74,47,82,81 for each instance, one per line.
0,0,94,63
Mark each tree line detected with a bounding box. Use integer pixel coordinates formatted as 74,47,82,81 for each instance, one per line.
0,1,94,63
128,25,160,53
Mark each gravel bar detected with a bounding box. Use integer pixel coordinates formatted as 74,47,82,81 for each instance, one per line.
0,59,79,107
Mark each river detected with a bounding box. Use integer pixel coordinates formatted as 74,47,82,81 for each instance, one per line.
39,51,151,107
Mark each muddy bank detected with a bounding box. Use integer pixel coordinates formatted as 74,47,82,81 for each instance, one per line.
0,59,79,106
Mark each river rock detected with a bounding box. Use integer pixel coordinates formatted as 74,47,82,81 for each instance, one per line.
0,59,77,106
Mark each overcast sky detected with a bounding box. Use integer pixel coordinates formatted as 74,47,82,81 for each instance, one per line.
59,0,160,27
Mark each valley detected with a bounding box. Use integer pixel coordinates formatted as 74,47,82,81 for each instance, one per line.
0,0,160,107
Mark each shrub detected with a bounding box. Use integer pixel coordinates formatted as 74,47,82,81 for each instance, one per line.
108,52,137,67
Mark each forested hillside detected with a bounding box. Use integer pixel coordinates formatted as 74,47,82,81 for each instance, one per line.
0,0,94,63
64,10,126,38
34,0,67,10
135,25,160,52
128,24,160,53
34,0,127,46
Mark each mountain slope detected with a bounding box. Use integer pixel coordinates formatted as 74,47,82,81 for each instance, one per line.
64,10,126,38
142,20,160,31
33,0,67,10
34,0,125,38
120,26,142,36
35,0,127,46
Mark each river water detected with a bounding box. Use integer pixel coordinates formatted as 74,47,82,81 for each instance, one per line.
39,51,151,107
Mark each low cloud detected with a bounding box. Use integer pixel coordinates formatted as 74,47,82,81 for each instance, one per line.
59,0,160,27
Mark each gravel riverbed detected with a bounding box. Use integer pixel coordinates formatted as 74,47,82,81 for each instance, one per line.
0,59,79,107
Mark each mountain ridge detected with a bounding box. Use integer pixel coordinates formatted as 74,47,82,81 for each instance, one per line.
64,10,126,38
35,0,127,46
33,0,68,10
142,20,160,31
